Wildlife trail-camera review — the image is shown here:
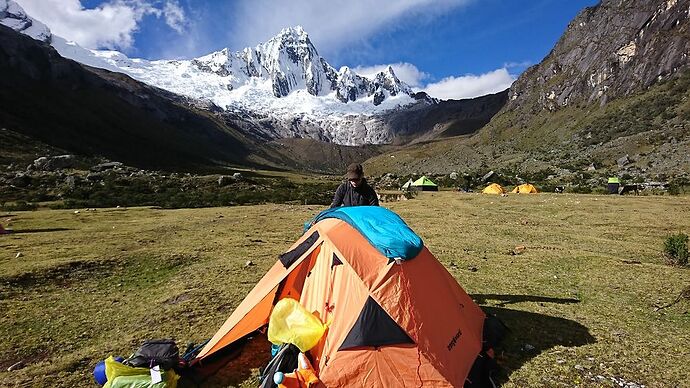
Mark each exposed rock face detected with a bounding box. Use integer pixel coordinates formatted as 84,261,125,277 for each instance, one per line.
157,26,412,102
30,155,76,171
508,0,690,112
223,91,507,146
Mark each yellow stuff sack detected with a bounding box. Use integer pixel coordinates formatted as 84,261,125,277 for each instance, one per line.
268,298,328,352
103,356,179,388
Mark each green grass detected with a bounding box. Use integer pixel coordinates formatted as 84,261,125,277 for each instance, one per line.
1,193,689,387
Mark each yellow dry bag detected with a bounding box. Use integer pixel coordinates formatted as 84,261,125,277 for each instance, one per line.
268,298,328,352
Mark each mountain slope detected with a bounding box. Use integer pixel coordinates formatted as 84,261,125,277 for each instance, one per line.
367,0,690,181
0,24,264,171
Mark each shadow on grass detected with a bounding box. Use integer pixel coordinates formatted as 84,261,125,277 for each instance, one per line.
470,293,580,307
11,227,73,234
483,305,596,385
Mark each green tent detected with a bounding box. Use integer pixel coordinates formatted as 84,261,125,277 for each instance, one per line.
411,176,439,191
607,177,620,194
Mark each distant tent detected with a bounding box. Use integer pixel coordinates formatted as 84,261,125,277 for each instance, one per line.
482,183,506,194
411,176,439,191
511,183,538,194
401,179,414,191
607,177,620,194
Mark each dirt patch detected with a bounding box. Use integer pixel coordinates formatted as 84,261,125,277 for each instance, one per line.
0,258,122,290
164,292,191,305
0,348,51,371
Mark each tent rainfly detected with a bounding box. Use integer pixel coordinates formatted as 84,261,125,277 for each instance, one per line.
482,183,506,194
401,178,414,191
511,184,538,194
192,206,487,387
607,177,620,194
411,176,439,191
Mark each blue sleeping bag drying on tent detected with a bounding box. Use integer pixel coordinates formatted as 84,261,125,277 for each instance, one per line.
306,206,423,260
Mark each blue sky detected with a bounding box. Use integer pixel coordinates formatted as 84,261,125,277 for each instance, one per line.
16,0,599,99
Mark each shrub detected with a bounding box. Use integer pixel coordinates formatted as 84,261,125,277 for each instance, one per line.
0,201,38,211
664,233,689,266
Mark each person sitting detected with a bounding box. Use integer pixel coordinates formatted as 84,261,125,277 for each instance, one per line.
330,163,379,208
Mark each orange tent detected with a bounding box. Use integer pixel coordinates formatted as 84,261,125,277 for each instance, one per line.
511,183,538,193
194,209,486,387
482,183,506,194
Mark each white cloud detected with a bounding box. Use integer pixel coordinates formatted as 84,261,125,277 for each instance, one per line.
162,1,186,34
503,60,532,70
353,62,429,87
423,68,515,100
14,0,187,50
228,0,471,55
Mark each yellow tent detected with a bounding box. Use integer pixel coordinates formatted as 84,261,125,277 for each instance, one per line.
482,183,506,194
511,183,538,194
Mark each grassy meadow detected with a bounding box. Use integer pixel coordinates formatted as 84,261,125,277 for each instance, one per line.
1,192,689,387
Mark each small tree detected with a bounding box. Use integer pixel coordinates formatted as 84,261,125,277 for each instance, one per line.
664,233,689,266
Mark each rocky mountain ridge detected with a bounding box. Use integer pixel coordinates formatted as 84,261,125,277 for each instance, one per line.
367,0,690,186
507,0,690,113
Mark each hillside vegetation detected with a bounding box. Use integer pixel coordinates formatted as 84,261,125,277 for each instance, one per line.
366,70,690,186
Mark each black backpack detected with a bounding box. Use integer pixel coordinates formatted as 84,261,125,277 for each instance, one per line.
124,339,180,370
259,343,300,388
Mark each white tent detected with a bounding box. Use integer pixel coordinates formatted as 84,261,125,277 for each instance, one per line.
401,179,414,191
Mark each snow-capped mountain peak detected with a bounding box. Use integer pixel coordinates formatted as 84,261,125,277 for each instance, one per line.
0,0,50,42
2,3,424,145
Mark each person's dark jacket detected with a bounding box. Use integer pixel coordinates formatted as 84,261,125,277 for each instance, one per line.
330,179,379,208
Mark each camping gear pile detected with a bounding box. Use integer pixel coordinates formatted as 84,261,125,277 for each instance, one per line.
188,206,505,387
93,339,181,388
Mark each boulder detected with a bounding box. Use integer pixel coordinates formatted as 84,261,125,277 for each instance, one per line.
30,155,76,171
91,162,123,172
64,175,76,189
218,176,233,186
86,173,103,182
10,173,30,187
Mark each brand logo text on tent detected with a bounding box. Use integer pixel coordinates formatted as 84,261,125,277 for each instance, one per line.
447,328,463,351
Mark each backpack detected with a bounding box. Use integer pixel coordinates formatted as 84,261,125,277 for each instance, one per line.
124,339,180,370
259,343,300,388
